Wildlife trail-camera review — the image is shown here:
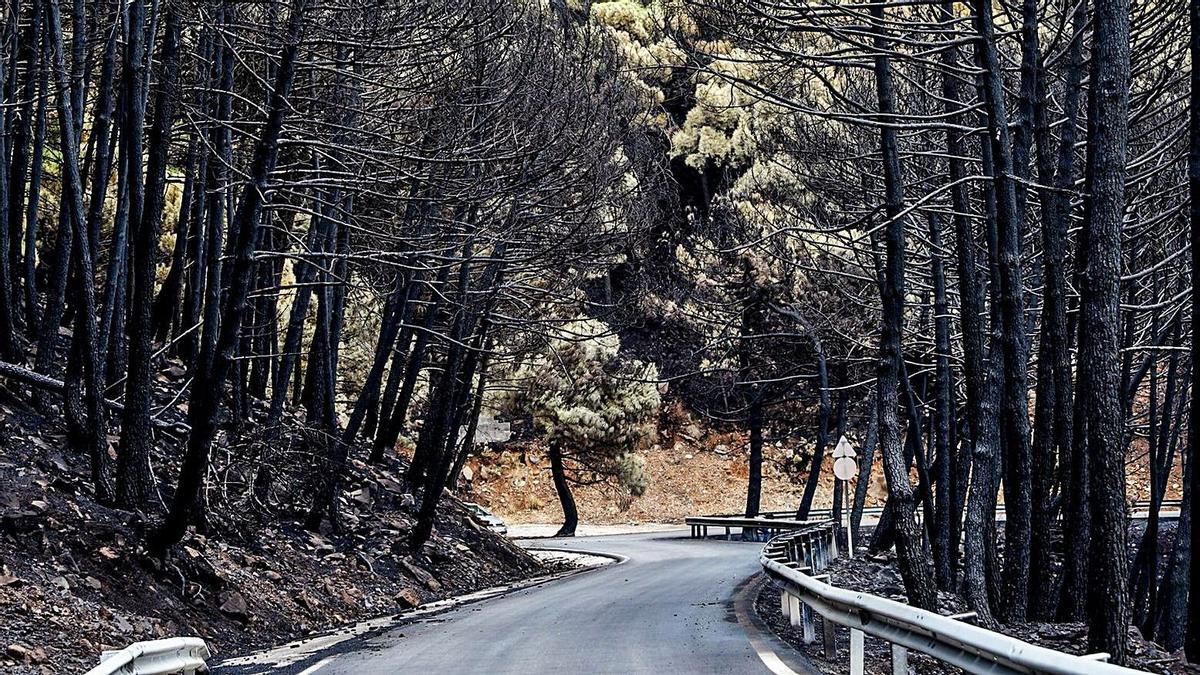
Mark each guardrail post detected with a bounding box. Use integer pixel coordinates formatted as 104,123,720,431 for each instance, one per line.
849,628,864,675
891,643,908,674
788,593,803,629
781,590,792,619
822,616,836,658
801,602,816,644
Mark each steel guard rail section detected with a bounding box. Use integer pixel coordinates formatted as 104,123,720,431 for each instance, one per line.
83,637,211,675
761,523,1145,675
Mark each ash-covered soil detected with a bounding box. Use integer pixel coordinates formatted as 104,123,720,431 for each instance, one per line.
0,381,544,673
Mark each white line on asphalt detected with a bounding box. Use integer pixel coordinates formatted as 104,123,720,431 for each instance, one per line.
295,655,336,675
733,575,805,675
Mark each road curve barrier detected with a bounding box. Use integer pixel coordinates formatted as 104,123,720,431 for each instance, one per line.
685,514,823,541
707,496,1181,527
761,522,1145,674
83,637,211,675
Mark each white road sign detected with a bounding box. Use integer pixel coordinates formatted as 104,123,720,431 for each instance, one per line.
832,435,856,459
833,456,858,481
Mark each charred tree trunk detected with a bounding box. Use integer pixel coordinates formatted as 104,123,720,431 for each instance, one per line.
745,387,764,518
797,323,830,520
1032,0,1087,619
152,0,308,552
549,442,578,537
974,0,1033,621
44,0,114,503
851,393,878,546
1078,0,1132,655
869,0,936,611
930,214,954,591
118,2,180,510
1185,0,1200,659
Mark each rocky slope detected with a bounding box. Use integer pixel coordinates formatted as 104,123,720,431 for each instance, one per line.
0,392,543,674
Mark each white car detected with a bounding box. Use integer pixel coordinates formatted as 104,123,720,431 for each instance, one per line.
464,502,508,535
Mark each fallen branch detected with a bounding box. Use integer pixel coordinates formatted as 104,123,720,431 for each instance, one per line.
0,361,191,437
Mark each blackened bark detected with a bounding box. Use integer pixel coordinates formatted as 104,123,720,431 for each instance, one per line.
1131,312,1178,631
1078,0,1132,655
1166,413,1194,652
448,331,494,488
851,393,878,546
152,0,309,552
0,11,18,362
119,7,180,510
869,0,936,611
1031,0,1087,619
22,36,48,333
152,138,199,343
973,0,1033,621
9,0,42,325
549,442,578,537
1186,0,1200,659
44,0,114,504
266,206,329,431
930,214,954,591
376,302,436,460
744,388,763,518
938,0,980,573
796,326,830,519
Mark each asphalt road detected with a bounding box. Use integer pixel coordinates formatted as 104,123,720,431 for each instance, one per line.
291,530,806,675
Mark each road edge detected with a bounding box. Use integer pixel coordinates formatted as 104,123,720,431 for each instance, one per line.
733,573,820,675
214,553,616,674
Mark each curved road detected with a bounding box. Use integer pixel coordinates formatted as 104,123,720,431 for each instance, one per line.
228,530,813,674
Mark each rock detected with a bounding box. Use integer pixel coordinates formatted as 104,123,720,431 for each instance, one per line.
376,476,405,494
219,590,250,620
0,574,20,587
399,494,416,508
263,570,282,582
460,464,474,482
49,576,69,591
297,591,318,611
6,644,32,662
400,559,442,592
98,546,119,560
713,444,730,455
113,615,134,634
394,588,422,609
83,576,102,590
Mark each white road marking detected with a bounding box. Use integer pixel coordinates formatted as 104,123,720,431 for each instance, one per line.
295,655,336,675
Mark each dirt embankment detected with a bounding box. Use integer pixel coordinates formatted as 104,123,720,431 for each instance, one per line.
462,413,891,526
464,408,1183,529
0,394,543,674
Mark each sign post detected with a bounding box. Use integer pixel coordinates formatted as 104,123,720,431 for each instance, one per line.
831,435,858,558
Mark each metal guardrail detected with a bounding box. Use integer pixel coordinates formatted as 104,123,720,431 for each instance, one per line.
685,514,819,540
762,522,1145,674
714,497,1182,524
84,637,210,675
